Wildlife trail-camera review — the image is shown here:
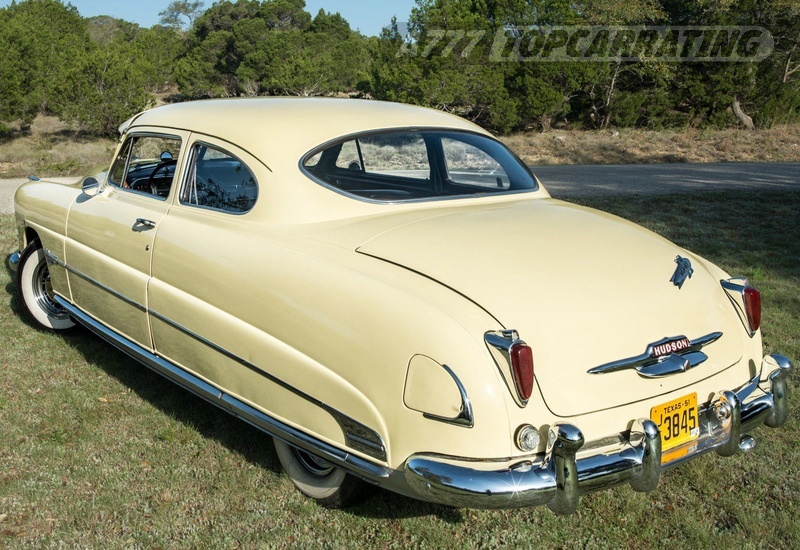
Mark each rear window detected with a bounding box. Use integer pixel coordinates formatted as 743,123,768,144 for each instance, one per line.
302,130,536,202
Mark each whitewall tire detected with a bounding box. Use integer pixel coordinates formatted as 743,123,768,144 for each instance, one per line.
17,241,75,331
273,438,367,508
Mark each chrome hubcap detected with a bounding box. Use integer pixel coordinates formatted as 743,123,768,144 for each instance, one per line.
31,258,68,319
291,447,335,476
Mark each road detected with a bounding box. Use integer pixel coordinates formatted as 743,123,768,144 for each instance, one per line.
1,162,799,214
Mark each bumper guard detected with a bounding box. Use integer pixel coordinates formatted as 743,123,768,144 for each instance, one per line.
404,354,792,513
7,250,21,273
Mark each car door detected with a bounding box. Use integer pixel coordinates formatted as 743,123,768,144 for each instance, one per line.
65,129,189,349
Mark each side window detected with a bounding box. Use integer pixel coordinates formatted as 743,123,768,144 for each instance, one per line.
359,133,429,180
441,137,510,190
180,143,258,213
108,134,182,199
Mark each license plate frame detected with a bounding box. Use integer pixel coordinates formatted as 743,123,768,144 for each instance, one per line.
650,392,700,458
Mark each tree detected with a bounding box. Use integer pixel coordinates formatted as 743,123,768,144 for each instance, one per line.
159,1,205,30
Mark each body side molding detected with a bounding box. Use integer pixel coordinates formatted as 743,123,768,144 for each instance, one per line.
53,294,391,475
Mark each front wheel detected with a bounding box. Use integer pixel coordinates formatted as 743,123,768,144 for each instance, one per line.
273,438,369,508
17,240,75,331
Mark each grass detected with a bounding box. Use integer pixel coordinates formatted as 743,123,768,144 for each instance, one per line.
502,124,800,166
0,117,116,178
0,189,798,547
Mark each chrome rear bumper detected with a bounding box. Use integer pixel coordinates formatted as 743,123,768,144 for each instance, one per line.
404,354,792,513
7,250,20,273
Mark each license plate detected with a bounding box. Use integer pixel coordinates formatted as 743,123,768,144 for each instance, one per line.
650,393,699,457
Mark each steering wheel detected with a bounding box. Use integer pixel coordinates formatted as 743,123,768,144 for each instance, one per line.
147,160,177,196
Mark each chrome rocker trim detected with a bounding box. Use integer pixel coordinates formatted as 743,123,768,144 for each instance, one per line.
53,295,392,483
404,354,792,513
7,250,21,273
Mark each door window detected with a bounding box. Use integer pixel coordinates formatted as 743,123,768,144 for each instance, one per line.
180,143,259,213
108,134,182,199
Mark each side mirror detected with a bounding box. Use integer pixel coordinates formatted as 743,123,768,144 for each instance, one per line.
160,151,173,161
81,176,101,197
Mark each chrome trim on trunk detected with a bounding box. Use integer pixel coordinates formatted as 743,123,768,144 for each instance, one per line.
588,332,723,377
54,294,389,465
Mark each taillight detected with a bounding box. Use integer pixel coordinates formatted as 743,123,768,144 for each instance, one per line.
509,342,534,401
744,286,761,332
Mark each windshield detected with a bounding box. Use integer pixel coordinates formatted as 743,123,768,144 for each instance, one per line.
302,130,537,202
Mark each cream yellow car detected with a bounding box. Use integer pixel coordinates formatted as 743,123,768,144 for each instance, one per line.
8,98,792,512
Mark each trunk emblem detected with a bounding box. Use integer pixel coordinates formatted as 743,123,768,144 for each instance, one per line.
588,332,723,378
670,256,694,288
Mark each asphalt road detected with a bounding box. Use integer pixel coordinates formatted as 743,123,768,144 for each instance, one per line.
1,162,798,215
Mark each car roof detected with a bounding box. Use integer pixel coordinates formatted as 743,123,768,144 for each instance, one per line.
129,98,490,171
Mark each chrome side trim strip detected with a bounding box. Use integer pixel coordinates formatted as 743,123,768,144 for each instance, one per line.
44,255,385,459
588,332,723,377
47,251,147,312
54,294,391,480
421,364,474,428
147,310,386,460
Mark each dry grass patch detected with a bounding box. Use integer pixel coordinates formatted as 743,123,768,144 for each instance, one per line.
0,116,116,178
502,125,800,165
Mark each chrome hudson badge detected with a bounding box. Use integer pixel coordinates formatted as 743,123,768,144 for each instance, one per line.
670,256,693,289
588,332,723,378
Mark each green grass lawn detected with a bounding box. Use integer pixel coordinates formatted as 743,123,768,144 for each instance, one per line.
1,190,798,548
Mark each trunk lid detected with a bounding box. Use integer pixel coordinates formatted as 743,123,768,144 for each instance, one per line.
356,198,742,416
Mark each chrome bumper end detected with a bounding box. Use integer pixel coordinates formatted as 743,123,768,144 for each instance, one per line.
404,354,792,513
7,250,21,274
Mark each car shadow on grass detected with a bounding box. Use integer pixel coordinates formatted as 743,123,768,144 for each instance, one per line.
57,324,465,521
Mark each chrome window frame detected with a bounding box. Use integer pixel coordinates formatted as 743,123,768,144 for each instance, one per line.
178,140,259,216
107,132,183,202
299,127,539,205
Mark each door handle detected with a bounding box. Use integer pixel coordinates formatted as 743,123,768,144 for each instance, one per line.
134,218,156,229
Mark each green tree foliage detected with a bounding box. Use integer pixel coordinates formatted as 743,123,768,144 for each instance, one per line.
177,0,370,98
0,0,87,126
1,0,799,136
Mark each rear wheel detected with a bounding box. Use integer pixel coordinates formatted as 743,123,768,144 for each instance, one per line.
273,438,368,508
17,240,75,331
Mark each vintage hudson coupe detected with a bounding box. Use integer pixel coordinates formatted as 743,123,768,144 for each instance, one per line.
8,98,792,512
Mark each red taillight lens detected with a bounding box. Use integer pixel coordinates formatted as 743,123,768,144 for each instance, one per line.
744,286,761,332
509,342,534,401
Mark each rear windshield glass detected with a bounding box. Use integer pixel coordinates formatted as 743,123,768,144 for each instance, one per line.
302,130,536,202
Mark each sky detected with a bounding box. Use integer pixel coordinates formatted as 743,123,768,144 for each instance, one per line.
0,0,416,36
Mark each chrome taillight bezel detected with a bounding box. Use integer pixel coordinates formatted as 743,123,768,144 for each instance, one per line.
485,330,534,407
721,277,761,337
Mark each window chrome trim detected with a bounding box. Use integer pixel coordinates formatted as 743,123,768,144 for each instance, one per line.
298,127,539,206
53,294,390,479
177,140,259,216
